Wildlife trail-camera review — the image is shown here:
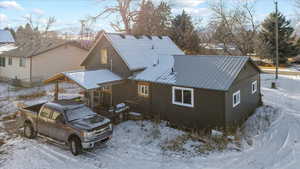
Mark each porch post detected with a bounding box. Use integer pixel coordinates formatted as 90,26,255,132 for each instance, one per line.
90,89,94,108
54,81,59,101
110,85,113,106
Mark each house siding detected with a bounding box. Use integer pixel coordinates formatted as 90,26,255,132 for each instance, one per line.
82,36,131,78
31,44,87,82
0,56,31,82
112,80,226,129
225,61,261,127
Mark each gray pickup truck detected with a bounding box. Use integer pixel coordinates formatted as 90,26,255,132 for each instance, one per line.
18,100,113,155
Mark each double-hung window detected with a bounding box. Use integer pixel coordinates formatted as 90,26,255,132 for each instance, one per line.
233,90,241,108
19,57,26,67
0,57,6,67
251,80,257,94
8,57,12,65
138,83,149,97
172,86,194,107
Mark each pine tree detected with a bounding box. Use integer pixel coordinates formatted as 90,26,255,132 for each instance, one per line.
169,10,200,54
132,1,171,36
132,0,155,35
260,12,300,64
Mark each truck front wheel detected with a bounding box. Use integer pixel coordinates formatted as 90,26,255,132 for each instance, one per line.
24,122,35,139
69,137,82,156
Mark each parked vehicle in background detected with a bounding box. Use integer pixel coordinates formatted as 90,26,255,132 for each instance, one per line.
17,100,113,155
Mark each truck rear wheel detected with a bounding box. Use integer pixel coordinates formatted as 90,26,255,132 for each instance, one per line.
24,122,35,139
69,137,82,156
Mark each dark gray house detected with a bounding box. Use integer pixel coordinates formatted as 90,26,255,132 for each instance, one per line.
46,31,261,129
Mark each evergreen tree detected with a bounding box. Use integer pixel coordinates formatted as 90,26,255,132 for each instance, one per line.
169,10,200,54
260,12,300,64
132,1,171,36
132,0,155,35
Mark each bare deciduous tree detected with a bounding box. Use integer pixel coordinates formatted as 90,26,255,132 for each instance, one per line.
209,0,259,56
92,0,143,33
23,14,56,37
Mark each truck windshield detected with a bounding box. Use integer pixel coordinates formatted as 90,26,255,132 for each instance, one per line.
66,106,96,122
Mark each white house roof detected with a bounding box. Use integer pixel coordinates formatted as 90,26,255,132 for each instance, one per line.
0,44,17,54
106,33,184,70
0,30,15,43
62,69,122,90
131,54,176,84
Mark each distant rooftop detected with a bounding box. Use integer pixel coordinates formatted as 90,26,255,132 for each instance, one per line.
0,30,15,43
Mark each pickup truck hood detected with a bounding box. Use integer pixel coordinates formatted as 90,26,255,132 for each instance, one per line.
70,115,110,131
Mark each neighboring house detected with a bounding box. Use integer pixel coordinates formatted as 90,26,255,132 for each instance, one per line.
46,31,262,129
0,30,15,44
0,41,88,86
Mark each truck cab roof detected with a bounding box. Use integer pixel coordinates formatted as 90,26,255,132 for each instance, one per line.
45,100,85,112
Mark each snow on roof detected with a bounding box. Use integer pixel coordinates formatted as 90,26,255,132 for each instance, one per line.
0,44,18,54
106,33,184,70
63,69,122,90
0,30,15,43
131,54,177,84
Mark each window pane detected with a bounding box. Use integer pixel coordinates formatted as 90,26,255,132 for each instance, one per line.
234,95,237,104
51,111,61,120
8,57,12,65
40,108,52,118
175,89,182,103
183,90,192,104
101,48,108,64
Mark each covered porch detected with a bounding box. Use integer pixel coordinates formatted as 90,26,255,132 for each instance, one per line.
44,69,129,122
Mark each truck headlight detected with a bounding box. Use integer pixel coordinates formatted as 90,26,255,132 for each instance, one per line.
109,124,113,130
83,131,94,138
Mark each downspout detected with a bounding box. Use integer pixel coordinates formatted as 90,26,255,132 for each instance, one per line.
110,58,113,106
29,57,32,82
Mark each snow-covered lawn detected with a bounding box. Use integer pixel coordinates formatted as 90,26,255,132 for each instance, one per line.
1,74,300,169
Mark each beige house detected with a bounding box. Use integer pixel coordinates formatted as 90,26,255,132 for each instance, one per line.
0,41,88,85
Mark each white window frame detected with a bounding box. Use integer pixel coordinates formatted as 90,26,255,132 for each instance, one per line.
100,48,108,64
0,57,5,67
138,84,149,97
172,86,194,108
19,57,26,67
251,80,257,94
8,57,12,65
233,90,241,108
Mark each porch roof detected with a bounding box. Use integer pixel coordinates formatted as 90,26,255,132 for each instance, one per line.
45,69,123,90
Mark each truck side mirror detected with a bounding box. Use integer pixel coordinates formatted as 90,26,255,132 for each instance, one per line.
57,115,65,124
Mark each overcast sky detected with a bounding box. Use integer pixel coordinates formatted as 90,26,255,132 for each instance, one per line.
0,0,297,33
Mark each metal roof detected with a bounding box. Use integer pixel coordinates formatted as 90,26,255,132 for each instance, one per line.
173,55,250,91
45,69,122,90
106,33,183,70
0,30,15,43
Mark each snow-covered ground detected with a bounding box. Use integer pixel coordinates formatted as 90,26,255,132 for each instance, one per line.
1,74,300,169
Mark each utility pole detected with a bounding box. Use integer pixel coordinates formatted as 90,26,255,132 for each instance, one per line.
275,0,279,80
